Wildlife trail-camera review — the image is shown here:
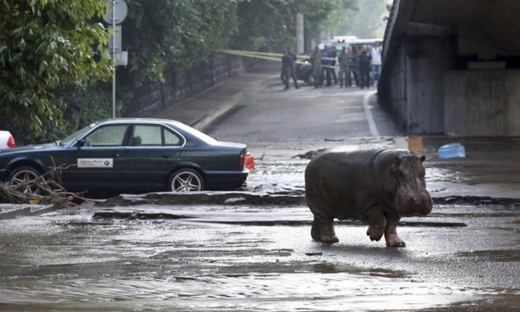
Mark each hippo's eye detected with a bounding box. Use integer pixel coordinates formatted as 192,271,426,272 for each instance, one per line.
395,170,405,178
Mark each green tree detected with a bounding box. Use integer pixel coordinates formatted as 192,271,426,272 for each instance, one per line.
121,0,238,86
329,0,387,39
232,0,357,52
0,0,112,137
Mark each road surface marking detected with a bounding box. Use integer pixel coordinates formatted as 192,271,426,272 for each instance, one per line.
363,91,379,137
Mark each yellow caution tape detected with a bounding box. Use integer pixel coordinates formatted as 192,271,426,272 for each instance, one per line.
215,49,338,69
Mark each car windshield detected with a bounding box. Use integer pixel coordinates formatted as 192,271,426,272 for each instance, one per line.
61,123,97,146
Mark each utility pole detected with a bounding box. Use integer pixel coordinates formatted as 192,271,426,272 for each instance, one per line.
112,0,116,119
103,0,127,119
296,13,304,54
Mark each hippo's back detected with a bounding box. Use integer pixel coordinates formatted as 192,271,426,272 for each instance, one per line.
305,149,385,219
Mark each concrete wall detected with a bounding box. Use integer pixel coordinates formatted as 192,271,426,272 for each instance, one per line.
380,25,455,134
405,34,455,134
445,70,520,136
380,0,520,137
124,54,244,117
379,41,408,131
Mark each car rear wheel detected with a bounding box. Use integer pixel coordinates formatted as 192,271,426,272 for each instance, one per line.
9,166,41,194
169,169,204,192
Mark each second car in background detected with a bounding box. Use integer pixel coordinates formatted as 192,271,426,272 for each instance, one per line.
0,131,15,149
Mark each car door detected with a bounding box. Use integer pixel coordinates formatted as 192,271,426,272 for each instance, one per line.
120,124,183,191
61,124,129,191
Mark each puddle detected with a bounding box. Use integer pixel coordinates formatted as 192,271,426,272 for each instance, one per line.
0,272,497,312
0,204,519,311
457,250,520,262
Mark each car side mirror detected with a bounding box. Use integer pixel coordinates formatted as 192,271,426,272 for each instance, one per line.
75,139,85,148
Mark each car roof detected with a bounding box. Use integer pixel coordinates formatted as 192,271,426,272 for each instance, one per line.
93,118,219,145
95,118,188,127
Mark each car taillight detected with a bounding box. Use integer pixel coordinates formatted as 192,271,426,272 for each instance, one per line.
239,149,246,168
7,135,15,148
245,152,255,170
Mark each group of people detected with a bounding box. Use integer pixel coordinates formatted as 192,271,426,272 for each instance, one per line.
281,42,382,90
313,43,382,89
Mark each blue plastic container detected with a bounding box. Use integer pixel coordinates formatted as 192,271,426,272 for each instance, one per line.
437,143,466,159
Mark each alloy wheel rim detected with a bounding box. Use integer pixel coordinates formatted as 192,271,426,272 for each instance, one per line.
171,172,202,192
10,170,39,194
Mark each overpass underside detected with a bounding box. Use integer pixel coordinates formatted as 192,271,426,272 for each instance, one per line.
379,0,520,136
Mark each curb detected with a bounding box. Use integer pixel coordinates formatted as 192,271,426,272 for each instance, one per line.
98,192,520,208
99,191,304,207
0,204,60,220
191,93,244,132
191,74,276,132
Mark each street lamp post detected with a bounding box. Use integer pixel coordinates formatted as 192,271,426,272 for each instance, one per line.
112,0,116,119
104,0,127,119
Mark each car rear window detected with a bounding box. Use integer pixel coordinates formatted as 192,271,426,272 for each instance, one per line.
170,122,218,145
130,125,183,147
133,125,162,146
164,128,181,146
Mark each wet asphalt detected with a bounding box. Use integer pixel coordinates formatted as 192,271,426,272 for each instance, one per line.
0,81,519,311
0,203,518,311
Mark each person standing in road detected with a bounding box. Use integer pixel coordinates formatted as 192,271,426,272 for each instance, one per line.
359,47,372,89
331,47,338,85
288,50,300,89
311,46,322,88
370,43,382,86
350,46,360,87
322,45,334,87
338,46,351,87
280,50,292,90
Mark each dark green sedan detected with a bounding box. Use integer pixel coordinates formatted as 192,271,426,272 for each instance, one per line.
0,119,250,193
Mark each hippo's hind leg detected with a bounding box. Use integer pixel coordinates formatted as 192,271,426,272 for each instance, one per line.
384,216,405,247
311,215,339,243
365,206,386,242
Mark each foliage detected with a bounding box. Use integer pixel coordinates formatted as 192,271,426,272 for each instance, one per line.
232,0,357,52
0,0,112,137
120,0,238,86
1,0,356,144
330,0,388,38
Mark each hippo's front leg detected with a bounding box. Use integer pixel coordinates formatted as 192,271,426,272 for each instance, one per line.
365,206,387,242
311,215,339,243
384,216,405,247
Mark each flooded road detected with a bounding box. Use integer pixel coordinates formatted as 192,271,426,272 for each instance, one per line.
1,204,519,311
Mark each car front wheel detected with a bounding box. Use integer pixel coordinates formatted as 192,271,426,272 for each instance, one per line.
169,169,204,192
9,166,41,194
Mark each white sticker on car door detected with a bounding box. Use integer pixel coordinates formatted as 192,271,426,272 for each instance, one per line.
77,158,114,168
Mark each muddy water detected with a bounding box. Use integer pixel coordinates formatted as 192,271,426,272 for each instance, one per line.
0,205,519,311
244,151,458,195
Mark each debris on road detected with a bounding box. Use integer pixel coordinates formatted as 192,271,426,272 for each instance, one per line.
292,148,327,159
305,252,323,256
438,142,467,159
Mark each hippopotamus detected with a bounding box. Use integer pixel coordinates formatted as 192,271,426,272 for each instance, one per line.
305,148,432,247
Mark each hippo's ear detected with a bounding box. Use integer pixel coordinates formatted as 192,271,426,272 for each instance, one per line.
390,155,402,172
420,155,426,162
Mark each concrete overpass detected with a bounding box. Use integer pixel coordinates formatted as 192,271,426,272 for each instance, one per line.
378,0,520,136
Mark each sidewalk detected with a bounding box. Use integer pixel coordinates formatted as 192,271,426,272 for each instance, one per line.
150,64,278,132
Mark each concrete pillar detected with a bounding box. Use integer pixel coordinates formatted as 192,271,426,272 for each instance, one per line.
296,13,304,54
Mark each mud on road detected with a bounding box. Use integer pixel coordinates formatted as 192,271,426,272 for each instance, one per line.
0,202,518,312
